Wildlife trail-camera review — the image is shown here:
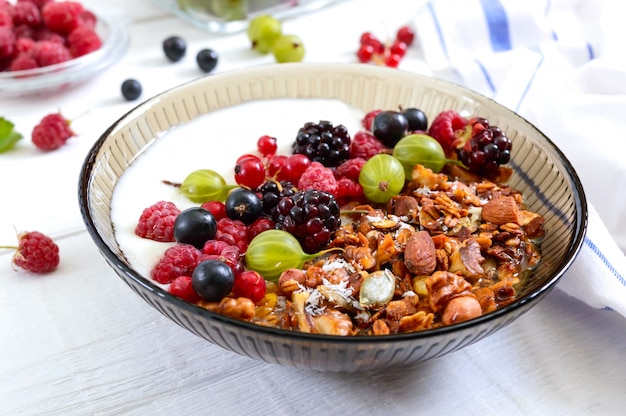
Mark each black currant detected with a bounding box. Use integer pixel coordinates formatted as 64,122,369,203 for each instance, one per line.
402,107,428,131
173,207,217,249
121,79,142,101
371,110,409,147
163,35,187,62
225,188,263,225
192,259,234,302
196,48,219,73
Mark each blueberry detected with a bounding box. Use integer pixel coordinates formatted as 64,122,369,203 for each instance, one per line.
192,260,234,302
121,79,142,101
163,35,186,62
225,188,263,225
173,207,217,249
196,48,218,73
402,107,428,131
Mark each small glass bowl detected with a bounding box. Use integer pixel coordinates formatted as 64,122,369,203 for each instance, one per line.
0,9,130,97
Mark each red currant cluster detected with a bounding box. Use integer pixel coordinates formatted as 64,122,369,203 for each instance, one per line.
356,25,415,68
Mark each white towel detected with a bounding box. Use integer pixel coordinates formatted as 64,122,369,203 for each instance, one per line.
413,0,626,316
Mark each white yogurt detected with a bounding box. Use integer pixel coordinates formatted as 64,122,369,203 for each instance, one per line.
111,98,364,279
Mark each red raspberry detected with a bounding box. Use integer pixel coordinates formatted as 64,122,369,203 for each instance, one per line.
335,177,365,207
19,0,53,9
31,112,75,151
34,27,64,44
150,243,203,284
202,240,243,277
362,109,382,131
41,1,84,35
79,9,96,29
10,52,38,71
428,110,468,155
349,130,387,160
215,218,249,253
0,26,15,58
334,157,366,182
248,217,275,240
15,36,34,54
31,40,70,67
168,275,202,303
0,8,12,29
3,231,60,274
12,1,42,27
135,201,181,242
202,239,231,255
67,25,101,57
297,161,338,197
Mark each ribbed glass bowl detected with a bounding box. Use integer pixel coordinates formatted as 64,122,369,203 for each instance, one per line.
78,63,587,372
0,8,129,96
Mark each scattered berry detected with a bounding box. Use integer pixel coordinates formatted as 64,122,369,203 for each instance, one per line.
196,48,218,73
297,161,338,197
121,79,142,101
31,112,75,151
150,243,204,284
135,200,181,242
162,35,186,62
396,25,415,46
246,14,282,54
272,34,305,63
1,230,60,274
168,275,202,303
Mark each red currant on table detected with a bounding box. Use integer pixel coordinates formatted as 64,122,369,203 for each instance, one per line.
396,25,415,46
257,135,277,157
357,44,375,63
389,41,407,58
384,53,402,68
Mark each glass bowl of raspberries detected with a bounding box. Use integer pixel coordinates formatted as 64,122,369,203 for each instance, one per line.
79,62,586,372
0,1,129,96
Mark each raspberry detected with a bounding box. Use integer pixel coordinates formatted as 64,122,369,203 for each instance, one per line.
9,52,38,71
15,36,34,54
297,161,338,197
31,112,75,151
292,120,351,167
67,25,101,57
31,40,70,66
0,8,12,29
334,157,366,182
362,109,382,131
214,218,249,253
335,177,365,207
79,9,96,29
428,110,468,155
135,201,181,242
41,1,84,35
2,231,60,274
349,130,387,160
20,0,53,9
168,275,202,303
12,1,42,27
150,243,204,284
0,26,15,58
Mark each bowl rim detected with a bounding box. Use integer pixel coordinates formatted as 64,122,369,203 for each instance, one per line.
78,62,588,343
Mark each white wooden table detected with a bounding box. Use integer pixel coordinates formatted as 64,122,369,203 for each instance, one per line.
1,1,625,414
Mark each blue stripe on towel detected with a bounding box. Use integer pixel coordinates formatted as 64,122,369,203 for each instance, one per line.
427,1,449,60
584,237,626,288
479,0,511,52
514,48,544,112
474,59,496,93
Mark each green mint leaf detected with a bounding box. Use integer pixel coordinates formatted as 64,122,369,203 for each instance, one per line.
0,117,23,153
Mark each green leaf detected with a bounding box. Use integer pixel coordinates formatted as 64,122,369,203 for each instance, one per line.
0,117,23,153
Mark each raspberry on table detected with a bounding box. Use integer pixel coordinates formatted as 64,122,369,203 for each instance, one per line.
428,110,468,155
334,157,366,182
31,112,75,151
297,161,338,197
2,230,60,274
150,243,204,284
31,40,71,66
67,25,101,57
41,0,84,35
349,130,387,160
135,201,181,242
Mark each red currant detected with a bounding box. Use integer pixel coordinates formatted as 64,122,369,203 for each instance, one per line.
384,53,402,68
389,41,407,58
356,44,375,63
234,155,266,189
396,25,415,46
232,270,266,303
200,200,227,221
267,154,287,178
276,153,311,183
362,109,382,130
359,31,377,45
168,275,202,303
257,135,277,157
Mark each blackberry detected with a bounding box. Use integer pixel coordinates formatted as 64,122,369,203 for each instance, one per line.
456,118,512,176
257,180,297,219
274,189,341,253
292,120,351,167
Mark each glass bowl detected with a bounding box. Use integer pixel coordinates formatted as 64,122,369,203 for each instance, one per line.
78,63,587,372
0,9,129,97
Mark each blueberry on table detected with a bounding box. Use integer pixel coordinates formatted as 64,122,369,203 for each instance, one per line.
196,48,218,73
163,35,187,62
173,207,217,249
121,79,142,101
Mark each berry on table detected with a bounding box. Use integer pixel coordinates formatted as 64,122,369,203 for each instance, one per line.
135,200,181,242
246,14,282,54
162,35,186,62
1,230,60,274
31,112,75,151
196,48,218,73
121,79,142,101
396,25,415,46
272,34,305,63
256,135,277,157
